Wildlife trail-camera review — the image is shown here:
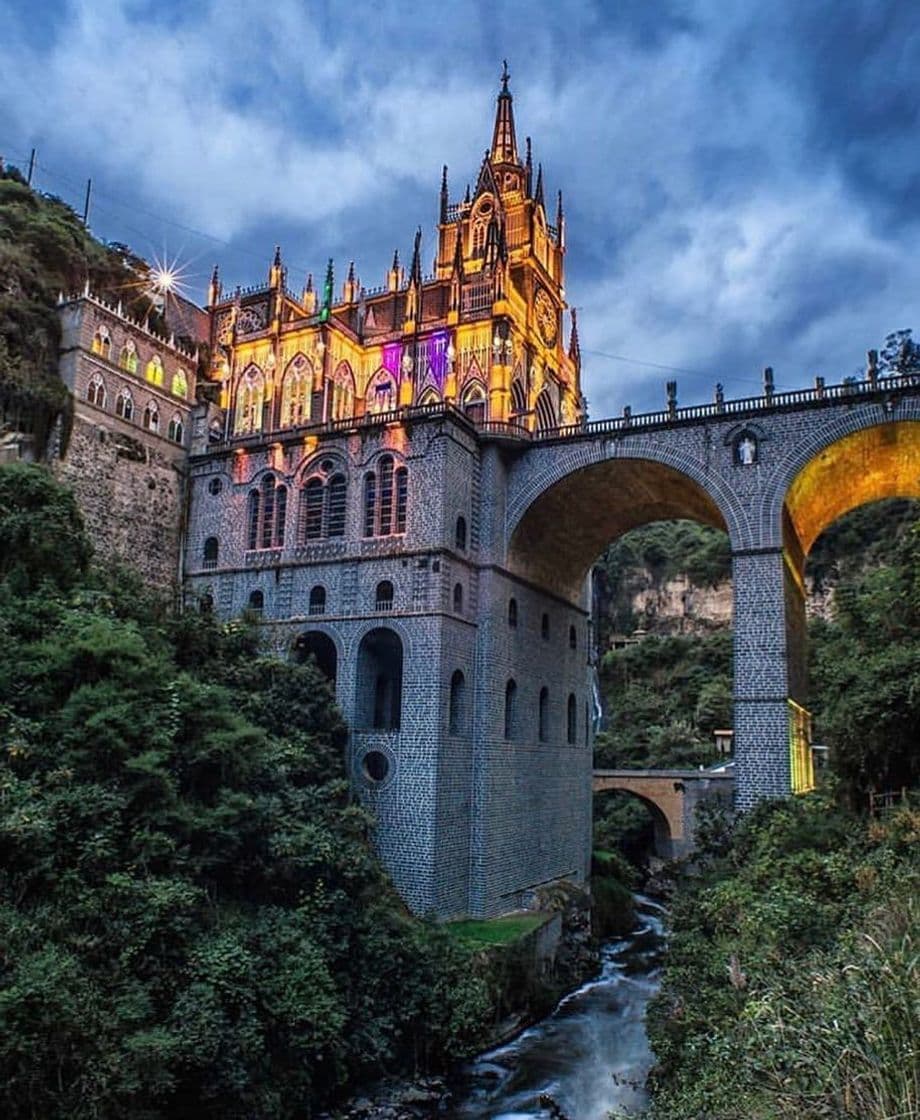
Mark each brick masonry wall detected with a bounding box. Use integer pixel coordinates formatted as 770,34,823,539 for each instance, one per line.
179,392,920,916
52,297,198,593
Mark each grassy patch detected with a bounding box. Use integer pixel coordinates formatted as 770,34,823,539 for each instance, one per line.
448,912,548,947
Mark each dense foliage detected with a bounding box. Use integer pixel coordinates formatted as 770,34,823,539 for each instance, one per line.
0,465,489,1120
0,167,161,449
810,519,920,801
645,795,919,1120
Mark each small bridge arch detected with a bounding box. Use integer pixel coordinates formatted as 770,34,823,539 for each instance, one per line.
593,769,735,859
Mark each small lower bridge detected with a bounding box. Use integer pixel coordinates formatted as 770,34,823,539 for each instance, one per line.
593,769,735,859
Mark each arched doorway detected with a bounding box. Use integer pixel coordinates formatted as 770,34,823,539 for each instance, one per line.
293,630,338,687
355,627,403,730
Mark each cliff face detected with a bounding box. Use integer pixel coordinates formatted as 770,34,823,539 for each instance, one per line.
618,569,835,637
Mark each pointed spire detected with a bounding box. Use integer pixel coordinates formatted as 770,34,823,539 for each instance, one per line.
302,272,315,314
269,245,283,288
534,163,544,209
490,59,519,166
452,222,464,277
440,164,449,223
343,260,357,302
409,227,422,286
525,137,533,196
568,307,580,363
464,183,471,205
388,249,401,292
207,264,221,307
320,258,333,322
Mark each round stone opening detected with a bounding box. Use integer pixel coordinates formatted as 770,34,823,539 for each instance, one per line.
363,750,389,783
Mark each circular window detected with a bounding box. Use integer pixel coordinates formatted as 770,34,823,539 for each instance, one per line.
208,477,223,496
363,750,389,783
321,458,335,474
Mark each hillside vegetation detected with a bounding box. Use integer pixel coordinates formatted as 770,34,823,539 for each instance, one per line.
0,166,161,449
0,464,490,1119
646,795,919,1120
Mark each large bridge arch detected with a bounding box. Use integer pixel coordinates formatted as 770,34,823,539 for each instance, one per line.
507,439,751,601
761,407,920,561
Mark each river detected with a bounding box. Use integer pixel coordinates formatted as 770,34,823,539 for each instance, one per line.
441,894,667,1119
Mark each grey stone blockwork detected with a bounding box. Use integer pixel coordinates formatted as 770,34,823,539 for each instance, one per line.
184,385,920,917
185,413,594,918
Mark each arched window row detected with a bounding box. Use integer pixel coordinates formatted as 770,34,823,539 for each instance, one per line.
91,326,190,398
503,680,584,747
248,473,287,551
91,375,186,436
363,455,408,538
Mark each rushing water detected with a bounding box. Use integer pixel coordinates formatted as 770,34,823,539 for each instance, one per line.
442,895,667,1120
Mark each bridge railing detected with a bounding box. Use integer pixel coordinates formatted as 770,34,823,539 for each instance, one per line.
538,371,920,442
202,371,920,454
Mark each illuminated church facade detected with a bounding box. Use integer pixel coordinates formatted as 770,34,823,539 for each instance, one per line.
182,72,595,919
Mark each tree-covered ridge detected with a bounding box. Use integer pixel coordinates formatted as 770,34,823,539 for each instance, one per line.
0,167,161,447
0,464,490,1120
646,795,919,1120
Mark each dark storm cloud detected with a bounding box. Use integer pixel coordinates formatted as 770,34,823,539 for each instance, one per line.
2,0,919,414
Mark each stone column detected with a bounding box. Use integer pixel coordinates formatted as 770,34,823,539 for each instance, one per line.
731,546,806,806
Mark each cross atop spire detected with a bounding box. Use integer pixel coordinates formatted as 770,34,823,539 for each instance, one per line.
490,60,519,166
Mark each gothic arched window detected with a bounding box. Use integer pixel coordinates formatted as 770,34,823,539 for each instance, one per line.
366,369,396,415
510,378,527,418
248,589,264,615
86,372,106,409
143,400,159,433
332,361,356,421
567,693,577,745
453,582,463,614
535,387,558,433
362,456,407,537
116,388,133,421
301,471,347,542
171,370,188,398
455,516,467,551
119,341,138,373
235,365,264,434
145,354,164,386
569,624,577,650
508,597,518,628
167,414,184,443
461,381,487,424
247,474,287,550
280,354,312,427
541,613,550,641
91,326,111,360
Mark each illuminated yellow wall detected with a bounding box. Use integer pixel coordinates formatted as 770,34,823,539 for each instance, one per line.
785,421,920,562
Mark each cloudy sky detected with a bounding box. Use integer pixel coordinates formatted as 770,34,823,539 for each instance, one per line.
3,0,919,416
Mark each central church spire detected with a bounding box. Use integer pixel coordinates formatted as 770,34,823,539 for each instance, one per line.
490,60,520,167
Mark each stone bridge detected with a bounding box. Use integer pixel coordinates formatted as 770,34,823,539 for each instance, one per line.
593,769,735,859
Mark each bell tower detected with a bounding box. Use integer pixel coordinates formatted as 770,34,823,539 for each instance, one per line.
435,64,581,428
